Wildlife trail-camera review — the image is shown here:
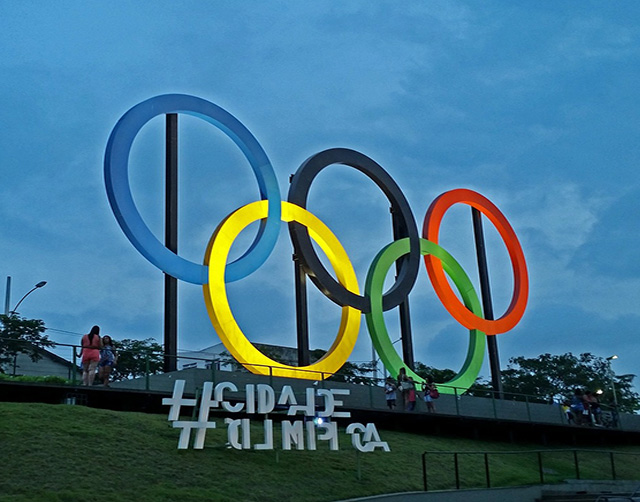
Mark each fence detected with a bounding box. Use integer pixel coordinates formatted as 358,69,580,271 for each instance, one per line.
2,337,640,433
421,449,640,491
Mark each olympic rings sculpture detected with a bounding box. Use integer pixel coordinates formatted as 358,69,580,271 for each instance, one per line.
104,94,529,390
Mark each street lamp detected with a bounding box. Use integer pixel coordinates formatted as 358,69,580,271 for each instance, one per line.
606,355,618,407
4,280,47,376
10,281,47,315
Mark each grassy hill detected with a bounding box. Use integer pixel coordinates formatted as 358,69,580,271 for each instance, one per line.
0,402,639,501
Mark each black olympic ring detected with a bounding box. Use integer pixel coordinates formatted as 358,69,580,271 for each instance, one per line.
287,147,421,313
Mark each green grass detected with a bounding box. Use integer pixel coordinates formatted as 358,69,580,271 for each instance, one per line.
0,402,639,501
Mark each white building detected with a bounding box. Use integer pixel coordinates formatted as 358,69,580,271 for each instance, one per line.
3,346,81,380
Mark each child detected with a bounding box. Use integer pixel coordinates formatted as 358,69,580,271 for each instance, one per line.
384,377,397,410
422,376,438,413
98,335,118,387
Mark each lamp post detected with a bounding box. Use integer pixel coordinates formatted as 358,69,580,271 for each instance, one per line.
11,281,47,314
606,355,618,407
5,280,47,376
4,276,11,315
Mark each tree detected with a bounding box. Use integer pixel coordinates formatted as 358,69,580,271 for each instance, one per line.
113,338,164,379
411,361,493,396
499,352,640,413
216,346,375,384
0,313,54,373
412,361,457,383
308,350,375,385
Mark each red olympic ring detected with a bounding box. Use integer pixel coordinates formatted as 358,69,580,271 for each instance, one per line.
423,189,529,335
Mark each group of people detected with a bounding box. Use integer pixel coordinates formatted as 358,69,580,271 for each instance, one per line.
384,367,439,412
565,388,605,426
78,325,117,387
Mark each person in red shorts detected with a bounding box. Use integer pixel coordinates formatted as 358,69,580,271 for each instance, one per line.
80,325,102,386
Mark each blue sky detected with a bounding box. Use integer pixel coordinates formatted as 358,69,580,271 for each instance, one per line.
1,2,638,383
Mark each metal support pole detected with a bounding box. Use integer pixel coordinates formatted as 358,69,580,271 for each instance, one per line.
145,353,150,390
422,453,428,491
472,208,503,398
391,208,414,369
164,113,178,373
537,451,544,484
293,254,310,366
71,346,77,385
608,360,619,407
4,276,11,315
610,452,616,480
484,453,491,488
491,390,497,418
371,340,378,383
454,453,460,489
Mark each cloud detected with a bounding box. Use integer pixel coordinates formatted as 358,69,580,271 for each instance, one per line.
1,2,639,390
570,187,640,278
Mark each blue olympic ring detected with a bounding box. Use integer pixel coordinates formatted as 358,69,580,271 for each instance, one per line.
104,94,281,284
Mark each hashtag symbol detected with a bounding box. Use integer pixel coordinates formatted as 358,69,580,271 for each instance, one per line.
162,380,197,420
171,419,217,449
163,380,218,449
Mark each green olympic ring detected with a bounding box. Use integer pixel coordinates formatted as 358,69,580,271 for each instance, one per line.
365,237,486,393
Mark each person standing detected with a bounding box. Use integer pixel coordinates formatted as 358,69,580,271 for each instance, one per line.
422,376,438,413
396,367,408,409
406,377,417,411
570,388,586,425
98,335,117,387
80,325,101,386
397,367,408,387
584,390,602,426
384,377,397,410
562,400,575,424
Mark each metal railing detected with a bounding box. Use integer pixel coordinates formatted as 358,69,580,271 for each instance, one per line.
422,449,640,491
1,337,638,432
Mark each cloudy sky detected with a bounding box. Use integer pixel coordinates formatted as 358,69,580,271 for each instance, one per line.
1,2,638,384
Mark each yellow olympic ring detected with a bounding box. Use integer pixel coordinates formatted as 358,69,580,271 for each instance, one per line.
203,200,361,380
